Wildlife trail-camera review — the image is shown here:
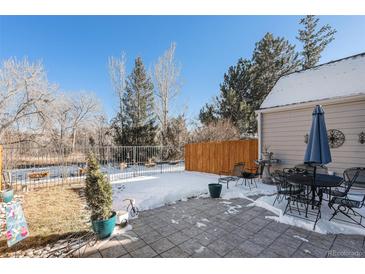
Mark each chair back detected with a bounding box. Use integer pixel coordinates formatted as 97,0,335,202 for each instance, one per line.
272,170,292,190
282,167,316,191
232,162,245,176
344,168,365,206
294,163,328,175
251,162,263,176
343,168,365,190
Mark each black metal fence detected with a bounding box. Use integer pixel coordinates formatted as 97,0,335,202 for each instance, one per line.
1,145,184,191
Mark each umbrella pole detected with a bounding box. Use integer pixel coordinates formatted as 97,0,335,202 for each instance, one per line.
311,165,317,209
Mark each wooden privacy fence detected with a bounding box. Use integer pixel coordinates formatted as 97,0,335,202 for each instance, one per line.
185,139,258,175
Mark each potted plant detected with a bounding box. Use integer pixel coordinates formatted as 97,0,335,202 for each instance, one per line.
85,153,116,239
208,183,222,198
1,183,14,203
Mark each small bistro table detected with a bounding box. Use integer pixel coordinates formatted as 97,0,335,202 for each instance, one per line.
255,159,280,184
218,176,236,189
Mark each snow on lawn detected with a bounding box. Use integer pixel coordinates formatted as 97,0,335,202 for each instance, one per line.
249,195,365,236
111,171,276,211
111,170,365,236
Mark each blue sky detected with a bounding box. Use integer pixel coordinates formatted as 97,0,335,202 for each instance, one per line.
0,16,364,122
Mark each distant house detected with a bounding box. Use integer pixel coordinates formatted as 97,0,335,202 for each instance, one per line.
256,53,365,176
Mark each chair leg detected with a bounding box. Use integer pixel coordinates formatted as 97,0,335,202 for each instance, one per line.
288,199,293,213
284,199,290,215
305,203,309,218
296,201,301,215
338,207,365,229
313,208,321,230
328,203,339,222
360,215,363,227
273,194,279,206
251,178,257,189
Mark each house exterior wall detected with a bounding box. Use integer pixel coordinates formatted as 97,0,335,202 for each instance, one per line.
260,97,365,176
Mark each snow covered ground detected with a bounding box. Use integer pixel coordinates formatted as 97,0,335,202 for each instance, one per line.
111,171,275,211
249,194,365,236
111,171,365,236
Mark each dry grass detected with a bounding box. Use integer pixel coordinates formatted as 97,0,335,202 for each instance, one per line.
0,185,90,253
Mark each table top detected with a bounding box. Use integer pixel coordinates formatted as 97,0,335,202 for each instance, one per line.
287,173,343,188
218,176,236,182
255,159,280,165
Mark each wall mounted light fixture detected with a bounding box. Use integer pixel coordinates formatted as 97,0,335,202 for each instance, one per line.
359,131,365,144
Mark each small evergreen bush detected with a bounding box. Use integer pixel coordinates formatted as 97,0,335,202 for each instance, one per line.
85,153,112,220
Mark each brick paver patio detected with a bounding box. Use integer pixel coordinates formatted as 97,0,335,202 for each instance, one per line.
79,197,365,258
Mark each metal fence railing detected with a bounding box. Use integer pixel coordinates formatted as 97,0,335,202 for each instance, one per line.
0,145,184,191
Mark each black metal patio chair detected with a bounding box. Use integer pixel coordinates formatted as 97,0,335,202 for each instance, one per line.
271,170,304,206
328,167,365,228
294,164,328,175
282,168,322,229
239,162,262,190
323,167,356,200
218,162,245,189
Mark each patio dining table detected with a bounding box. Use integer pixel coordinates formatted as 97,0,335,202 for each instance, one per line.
286,173,343,205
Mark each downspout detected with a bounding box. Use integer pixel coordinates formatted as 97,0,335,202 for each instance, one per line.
256,111,262,160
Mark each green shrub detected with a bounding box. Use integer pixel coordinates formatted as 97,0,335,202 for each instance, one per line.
85,153,112,220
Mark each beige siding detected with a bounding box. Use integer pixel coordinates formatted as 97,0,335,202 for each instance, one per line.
261,99,365,176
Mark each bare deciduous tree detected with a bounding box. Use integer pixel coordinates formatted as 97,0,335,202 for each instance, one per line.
91,114,112,147
190,119,240,143
50,91,101,149
0,57,57,144
69,92,101,150
108,52,127,111
48,93,73,146
154,42,181,145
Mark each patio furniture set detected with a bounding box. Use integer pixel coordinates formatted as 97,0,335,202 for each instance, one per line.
272,166,365,229
218,162,261,190
217,161,365,230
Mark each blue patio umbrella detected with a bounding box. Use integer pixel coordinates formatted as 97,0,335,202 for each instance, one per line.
304,104,332,204
304,105,332,166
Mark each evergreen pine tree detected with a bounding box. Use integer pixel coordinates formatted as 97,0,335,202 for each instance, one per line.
201,33,300,135
218,58,252,126
201,58,252,133
111,111,129,145
165,115,188,160
113,57,157,145
199,102,219,125
297,15,336,69
249,33,300,132
251,32,301,109
85,153,112,221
